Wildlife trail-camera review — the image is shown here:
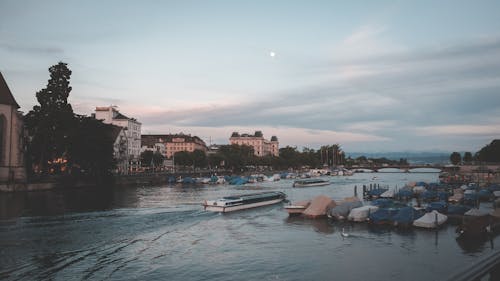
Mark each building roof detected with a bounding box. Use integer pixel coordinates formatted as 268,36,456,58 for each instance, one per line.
114,112,130,120
142,134,207,147
0,72,20,108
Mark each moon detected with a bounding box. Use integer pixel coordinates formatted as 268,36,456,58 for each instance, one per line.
269,51,276,57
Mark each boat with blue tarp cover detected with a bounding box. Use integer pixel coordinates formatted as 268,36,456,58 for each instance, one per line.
368,208,401,225
393,207,425,227
426,201,448,213
203,191,286,213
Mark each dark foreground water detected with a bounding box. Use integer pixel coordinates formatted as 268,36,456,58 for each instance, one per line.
1,172,498,281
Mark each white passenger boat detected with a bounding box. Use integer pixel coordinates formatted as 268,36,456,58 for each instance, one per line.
293,178,330,188
203,191,286,213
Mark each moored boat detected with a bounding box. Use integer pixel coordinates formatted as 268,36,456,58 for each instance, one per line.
203,191,286,213
293,178,330,188
456,209,491,238
413,210,447,229
284,200,311,216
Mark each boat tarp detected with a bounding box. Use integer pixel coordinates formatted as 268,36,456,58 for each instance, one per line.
368,208,400,224
393,207,424,225
397,189,414,199
343,196,360,203
348,205,379,222
413,211,447,228
413,186,426,193
478,189,492,200
371,199,394,208
367,188,388,197
426,201,448,213
328,200,363,220
447,205,470,215
380,189,395,198
449,193,464,203
302,195,335,218
490,209,500,218
464,209,489,217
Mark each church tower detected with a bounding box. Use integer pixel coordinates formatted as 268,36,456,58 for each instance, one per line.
0,72,26,183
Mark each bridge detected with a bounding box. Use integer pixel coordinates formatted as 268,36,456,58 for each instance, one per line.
349,164,446,173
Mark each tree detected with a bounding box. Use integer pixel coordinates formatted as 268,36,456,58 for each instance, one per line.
174,151,192,167
475,140,500,163
218,144,254,171
141,151,154,167
153,152,165,168
450,152,462,165
68,116,115,178
463,152,473,164
192,149,207,168
24,62,115,181
24,62,75,174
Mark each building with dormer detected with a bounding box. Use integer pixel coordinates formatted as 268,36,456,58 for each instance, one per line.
229,131,279,157
142,133,208,158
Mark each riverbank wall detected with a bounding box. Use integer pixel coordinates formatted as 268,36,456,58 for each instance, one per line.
0,170,232,192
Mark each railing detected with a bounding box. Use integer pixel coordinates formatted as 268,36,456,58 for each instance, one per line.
445,249,500,281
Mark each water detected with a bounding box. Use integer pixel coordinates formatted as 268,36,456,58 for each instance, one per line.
0,173,498,281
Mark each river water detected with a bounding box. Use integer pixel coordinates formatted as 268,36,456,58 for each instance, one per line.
0,172,498,281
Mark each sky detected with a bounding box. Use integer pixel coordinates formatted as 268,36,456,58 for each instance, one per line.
1,0,500,153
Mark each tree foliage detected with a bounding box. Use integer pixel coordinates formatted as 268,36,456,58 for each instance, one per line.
174,151,193,167
463,152,473,163
475,140,500,163
68,116,115,178
141,151,165,168
24,62,75,174
450,152,462,165
24,62,115,180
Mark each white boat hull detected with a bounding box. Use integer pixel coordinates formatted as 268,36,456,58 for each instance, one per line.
204,198,284,213
284,205,307,215
293,182,330,188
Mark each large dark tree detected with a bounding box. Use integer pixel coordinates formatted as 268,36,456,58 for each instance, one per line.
475,140,500,163
24,62,75,174
68,116,115,178
24,62,115,181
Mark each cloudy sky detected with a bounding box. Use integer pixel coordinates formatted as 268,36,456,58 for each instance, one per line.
1,0,500,152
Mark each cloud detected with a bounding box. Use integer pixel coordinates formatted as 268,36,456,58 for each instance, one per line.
141,124,390,149
415,124,500,137
333,25,407,60
0,42,64,55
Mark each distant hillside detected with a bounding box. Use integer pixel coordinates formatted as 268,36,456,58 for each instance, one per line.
346,152,450,165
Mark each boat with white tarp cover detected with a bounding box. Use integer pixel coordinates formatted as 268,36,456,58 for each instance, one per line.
203,191,286,213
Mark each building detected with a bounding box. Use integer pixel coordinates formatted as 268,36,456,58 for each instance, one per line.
108,125,128,174
229,131,279,157
142,133,208,158
0,72,26,183
94,106,141,170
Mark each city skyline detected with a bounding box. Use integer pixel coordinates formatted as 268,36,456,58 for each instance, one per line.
1,0,500,152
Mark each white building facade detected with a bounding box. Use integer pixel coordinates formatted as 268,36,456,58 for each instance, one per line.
95,106,141,171
0,73,26,183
